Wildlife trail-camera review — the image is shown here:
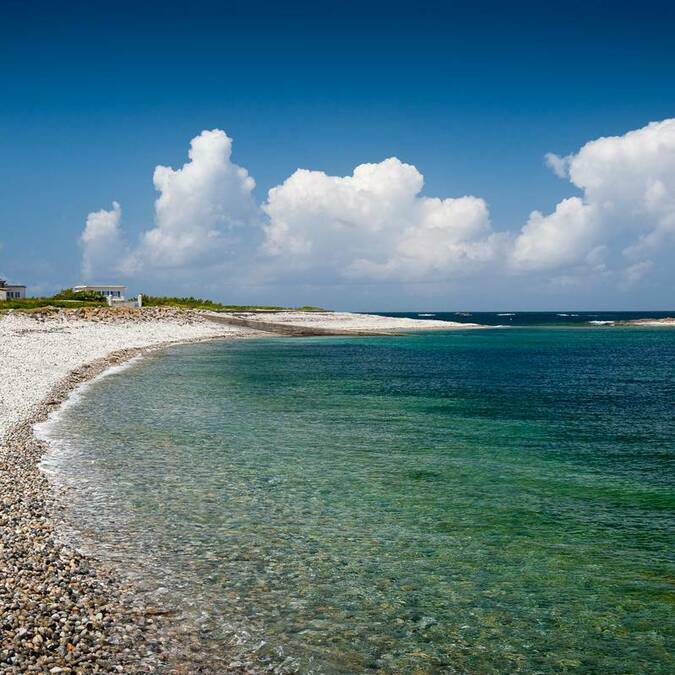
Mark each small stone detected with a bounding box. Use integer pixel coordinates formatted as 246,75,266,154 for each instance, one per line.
417,616,438,630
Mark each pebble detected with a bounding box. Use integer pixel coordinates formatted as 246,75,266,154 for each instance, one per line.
0,309,264,673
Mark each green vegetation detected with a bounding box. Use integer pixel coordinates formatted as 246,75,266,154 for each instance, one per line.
0,287,108,312
140,296,324,312
0,289,324,313
0,297,107,311
52,288,107,302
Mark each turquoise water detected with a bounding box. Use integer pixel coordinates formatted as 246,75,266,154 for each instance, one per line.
41,327,675,673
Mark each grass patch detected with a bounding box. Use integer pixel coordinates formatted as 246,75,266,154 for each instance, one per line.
1,290,325,313
0,298,106,311
1,287,109,312
140,296,325,312
52,288,109,302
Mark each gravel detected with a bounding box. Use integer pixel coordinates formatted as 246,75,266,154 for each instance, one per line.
0,308,253,440
0,309,260,673
1,306,461,672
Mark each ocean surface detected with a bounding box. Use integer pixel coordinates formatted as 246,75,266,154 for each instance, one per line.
379,310,675,327
39,315,675,673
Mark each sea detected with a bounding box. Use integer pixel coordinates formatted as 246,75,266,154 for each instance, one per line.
37,312,675,673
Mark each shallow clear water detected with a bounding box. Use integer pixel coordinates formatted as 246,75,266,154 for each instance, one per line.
40,327,675,673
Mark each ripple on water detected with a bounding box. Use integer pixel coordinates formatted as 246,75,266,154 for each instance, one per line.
39,329,675,673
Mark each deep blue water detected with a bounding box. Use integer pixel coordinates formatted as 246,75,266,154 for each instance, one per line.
377,310,675,327
40,324,675,673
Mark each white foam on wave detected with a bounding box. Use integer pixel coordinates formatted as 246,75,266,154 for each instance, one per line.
34,355,144,457
588,320,615,325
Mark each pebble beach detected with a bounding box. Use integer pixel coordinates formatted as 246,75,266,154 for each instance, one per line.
0,308,262,673
0,306,465,673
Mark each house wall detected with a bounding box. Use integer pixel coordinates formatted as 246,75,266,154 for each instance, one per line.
1,287,26,299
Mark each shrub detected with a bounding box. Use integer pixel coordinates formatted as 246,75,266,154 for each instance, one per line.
52,288,107,301
140,296,325,312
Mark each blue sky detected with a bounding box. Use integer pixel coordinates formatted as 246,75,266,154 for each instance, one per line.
2,0,675,309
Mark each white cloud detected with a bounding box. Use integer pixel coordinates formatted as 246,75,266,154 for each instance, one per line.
80,201,126,280
510,198,600,271
81,130,259,282
134,129,259,270
262,157,499,281
512,118,675,276
544,152,571,178
79,119,675,299
624,259,654,284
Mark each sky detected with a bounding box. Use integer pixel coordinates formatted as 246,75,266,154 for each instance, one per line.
2,0,675,310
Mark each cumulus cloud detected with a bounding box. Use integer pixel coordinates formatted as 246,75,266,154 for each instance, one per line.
80,130,259,281
136,129,258,269
262,157,500,281
512,118,675,276
80,201,127,280
79,119,675,298
510,198,600,271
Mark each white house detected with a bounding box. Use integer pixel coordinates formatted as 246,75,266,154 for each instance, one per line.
0,280,26,300
73,284,127,300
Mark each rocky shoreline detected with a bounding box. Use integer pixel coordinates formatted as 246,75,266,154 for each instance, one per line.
1,306,469,673
1,348,172,673
0,310,267,673
1,342,278,674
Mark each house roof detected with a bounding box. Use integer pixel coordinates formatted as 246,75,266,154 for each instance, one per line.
73,284,127,289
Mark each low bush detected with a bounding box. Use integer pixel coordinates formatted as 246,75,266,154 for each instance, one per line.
140,296,324,312
0,297,106,311
52,288,107,301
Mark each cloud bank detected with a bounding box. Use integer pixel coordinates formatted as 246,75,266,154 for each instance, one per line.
80,118,675,300
512,118,675,280
262,158,502,281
